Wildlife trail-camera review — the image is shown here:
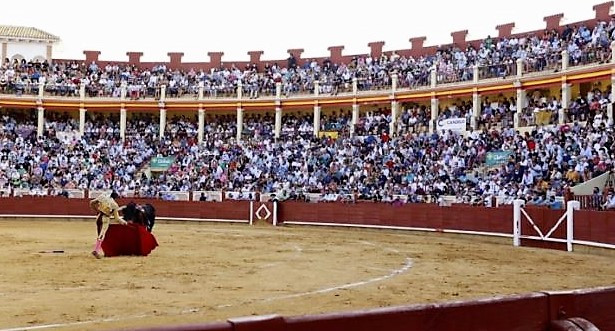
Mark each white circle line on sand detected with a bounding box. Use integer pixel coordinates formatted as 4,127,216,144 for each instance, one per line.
1,259,414,331
1,253,413,331
262,257,414,301
0,314,150,331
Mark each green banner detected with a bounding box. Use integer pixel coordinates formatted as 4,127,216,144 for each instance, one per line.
486,151,512,167
150,156,175,171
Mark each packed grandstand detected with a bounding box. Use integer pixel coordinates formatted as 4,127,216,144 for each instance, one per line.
1,15,615,209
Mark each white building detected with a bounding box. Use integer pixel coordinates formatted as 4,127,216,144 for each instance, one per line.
0,25,60,63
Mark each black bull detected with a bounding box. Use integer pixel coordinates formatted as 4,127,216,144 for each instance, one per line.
121,202,156,232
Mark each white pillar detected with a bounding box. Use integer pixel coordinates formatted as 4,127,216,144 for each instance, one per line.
561,50,569,71
121,82,128,100
430,66,437,88
159,107,166,139
198,81,204,100
609,75,614,125
391,73,398,93
37,106,44,137
198,108,204,144
313,80,320,137
236,107,243,142
515,88,525,129
561,82,570,124
160,85,166,101
38,81,44,99
390,74,398,136
566,200,580,252
276,82,282,99
390,101,398,136
120,108,127,141
275,82,282,139
79,108,86,137
351,103,359,136
79,80,86,137
275,106,282,139
120,82,127,141
473,65,479,83
236,81,243,142
516,58,523,78
608,74,615,126
429,96,438,133
79,82,86,100
472,91,480,130
313,106,321,137
351,77,359,136
513,199,524,247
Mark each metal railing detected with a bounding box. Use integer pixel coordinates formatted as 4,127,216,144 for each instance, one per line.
569,46,611,67
0,49,611,131
478,62,516,80
522,53,561,74
436,67,473,84
518,108,559,127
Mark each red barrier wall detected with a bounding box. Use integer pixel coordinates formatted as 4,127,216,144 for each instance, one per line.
2,198,615,248
0,197,250,221
573,210,615,246
545,287,615,330
284,293,549,331
278,202,513,234
131,288,615,331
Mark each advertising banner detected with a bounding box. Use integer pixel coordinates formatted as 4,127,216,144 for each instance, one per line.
436,118,466,133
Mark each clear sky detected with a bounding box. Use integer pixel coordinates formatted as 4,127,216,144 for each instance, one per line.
1,0,607,63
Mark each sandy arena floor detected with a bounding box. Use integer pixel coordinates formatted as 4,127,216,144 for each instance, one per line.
1,219,615,331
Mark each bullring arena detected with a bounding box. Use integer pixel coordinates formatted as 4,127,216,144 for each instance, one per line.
3,1,615,330
1,198,615,330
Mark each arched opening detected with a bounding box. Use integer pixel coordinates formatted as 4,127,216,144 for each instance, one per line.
10,54,24,62
10,54,25,68
32,55,46,63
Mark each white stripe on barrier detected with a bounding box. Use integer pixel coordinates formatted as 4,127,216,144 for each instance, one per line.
519,235,567,243
573,240,615,250
0,214,95,219
519,208,545,239
441,229,513,238
286,221,615,250
519,236,615,249
284,221,439,233
284,221,513,239
156,217,249,223
544,212,568,239
0,214,249,224
2,214,614,250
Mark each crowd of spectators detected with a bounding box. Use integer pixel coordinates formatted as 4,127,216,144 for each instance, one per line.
1,19,613,101
1,18,615,206
1,83,614,208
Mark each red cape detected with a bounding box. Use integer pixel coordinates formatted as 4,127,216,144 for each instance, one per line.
102,223,158,257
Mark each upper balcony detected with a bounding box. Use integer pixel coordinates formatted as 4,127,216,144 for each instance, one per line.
0,1,614,111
